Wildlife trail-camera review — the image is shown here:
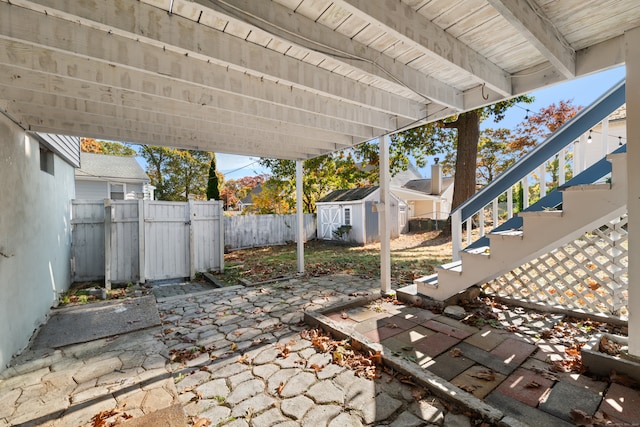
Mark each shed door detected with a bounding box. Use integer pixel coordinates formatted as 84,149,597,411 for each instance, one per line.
320,206,341,239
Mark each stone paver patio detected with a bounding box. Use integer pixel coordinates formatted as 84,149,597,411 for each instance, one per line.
0,275,637,426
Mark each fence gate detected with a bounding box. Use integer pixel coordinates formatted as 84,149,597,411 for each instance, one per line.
143,201,191,281
71,199,224,286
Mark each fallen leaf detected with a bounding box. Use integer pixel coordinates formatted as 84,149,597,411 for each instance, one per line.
238,354,250,364
193,417,212,427
410,387,424,401
341,311,349,319
524,381,541,388
276,381,285,396
470,369,495,381
450,348,463,358
230,342,238,351
310,363,324,372
460,384,478,393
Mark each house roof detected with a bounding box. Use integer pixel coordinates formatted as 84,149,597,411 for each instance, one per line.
240,183,263,205
76,153,149,182
317,186,379,203
1,1,637,161
402,177,455,197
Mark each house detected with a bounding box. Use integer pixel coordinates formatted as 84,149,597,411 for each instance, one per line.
391,162,454,221
75,152,154,200
316,186,408,244
0,114,79,370
237,183,262,211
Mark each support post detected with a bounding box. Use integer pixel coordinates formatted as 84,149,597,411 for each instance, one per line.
379,136,392,295
626,27,640,357
559,149,566,186
296,160,305,274
507,187,514,219
104,199,112,291
218,201,225,273
138,199,145,284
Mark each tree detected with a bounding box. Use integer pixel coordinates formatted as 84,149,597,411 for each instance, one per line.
206,154,221,200
476,128,514,187
80,138,136,156
139,146,212,201
259,153,364,213
221,175,266,210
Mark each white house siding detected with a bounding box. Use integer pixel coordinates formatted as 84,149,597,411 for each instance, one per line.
0,114,75,371
76,180,108,199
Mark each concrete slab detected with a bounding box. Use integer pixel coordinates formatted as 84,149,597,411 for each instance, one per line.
464,328,508,352
413,333,460,358
120,404,188,427
598,383,640,424
539,380,602,422
31,296,160,349
450,365,506,399
494,367,554,407
422,350,476,381
455,342,518,376
486,391,574,427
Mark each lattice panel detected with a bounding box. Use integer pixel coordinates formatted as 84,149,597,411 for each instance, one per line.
484,216,628,317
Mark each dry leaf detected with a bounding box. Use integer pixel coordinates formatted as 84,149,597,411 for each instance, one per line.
193,417,212,427
450,348,463,357
460,384,478,393
524,381,541,388
276,381,285,396
341,311,349,319
230,342,238,351
310,363,324,372
470,369,495,381
410,387,424,401
238,354,250,364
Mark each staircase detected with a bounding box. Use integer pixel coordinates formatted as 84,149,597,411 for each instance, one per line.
414,152,627,301
406,78,628,302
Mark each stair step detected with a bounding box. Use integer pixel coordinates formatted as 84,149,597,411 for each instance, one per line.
561,182,611,192
463,245,491,255
413,273,438,288
517,210,563,218
437,260,462,272
488,229,523,240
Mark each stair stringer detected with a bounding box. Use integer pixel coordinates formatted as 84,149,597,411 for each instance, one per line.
415,153,627,301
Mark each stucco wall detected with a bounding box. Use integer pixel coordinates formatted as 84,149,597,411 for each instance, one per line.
0,114,74,371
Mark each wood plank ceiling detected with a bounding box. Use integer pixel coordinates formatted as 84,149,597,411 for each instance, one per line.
0,0,638,160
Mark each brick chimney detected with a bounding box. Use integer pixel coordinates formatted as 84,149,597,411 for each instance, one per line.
431,158,442,195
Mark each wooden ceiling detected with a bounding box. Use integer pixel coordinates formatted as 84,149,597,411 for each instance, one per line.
1,0,638,159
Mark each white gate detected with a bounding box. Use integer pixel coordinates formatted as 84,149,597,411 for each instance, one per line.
144,201,191,281
319,206,341,240
71,199,224,286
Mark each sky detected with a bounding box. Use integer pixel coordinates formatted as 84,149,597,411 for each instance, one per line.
190,66,627,180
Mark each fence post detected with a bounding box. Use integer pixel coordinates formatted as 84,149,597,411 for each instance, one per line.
104,199,112,291
218,201,225,273
138,199,145,284
188,199,196,281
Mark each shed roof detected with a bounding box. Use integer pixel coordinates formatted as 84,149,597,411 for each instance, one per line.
317,186,379,203
76,153,149,182
403,177,455,196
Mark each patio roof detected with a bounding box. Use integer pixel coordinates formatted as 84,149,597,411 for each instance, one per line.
1,0,638,160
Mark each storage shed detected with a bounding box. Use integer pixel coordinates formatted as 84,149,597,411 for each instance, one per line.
316,186,407,245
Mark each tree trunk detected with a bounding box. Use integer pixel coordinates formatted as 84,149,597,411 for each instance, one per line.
451,111,480,210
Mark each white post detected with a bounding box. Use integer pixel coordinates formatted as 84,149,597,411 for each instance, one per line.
188,198,195,280
602,118,610,158
626,27,640,357
138,199,145,284
296,160,305,274
451,210,462,261
559,149,566,186
218,201,225,273
466,217,472,246
479,207,485,237
492,198,499,228
522,176,530,209
379,136,392,295
507,187,514,219
539,164,546,197
104,199,112,291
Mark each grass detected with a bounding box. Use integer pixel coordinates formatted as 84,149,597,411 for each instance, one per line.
213,230,453,287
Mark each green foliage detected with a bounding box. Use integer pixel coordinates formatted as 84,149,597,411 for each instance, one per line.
206,154,221,200
332,225,352,241
140,146,213,201
100,141,137,156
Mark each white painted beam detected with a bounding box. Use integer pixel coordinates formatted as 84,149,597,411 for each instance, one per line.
204,0,464,111
337,0,512,96
0,9,401,133
4,0,426,120
379,135,392,295
487,0,575,78
625,27,640,357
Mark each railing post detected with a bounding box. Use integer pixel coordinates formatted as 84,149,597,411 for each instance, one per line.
539,164,546,197
479,207,485,237
451,210,462,262
492,199,499,228
559,149,566,186
507,187,513,219
466,217,472,246
522,176,530,209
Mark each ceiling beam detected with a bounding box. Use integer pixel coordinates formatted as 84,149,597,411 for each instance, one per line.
5,0,426,121
337,0,512,96
199,0,464,111
487,0,575,78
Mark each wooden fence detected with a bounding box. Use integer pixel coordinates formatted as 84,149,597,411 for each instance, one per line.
223,213,316,251
71,201,316,284
71,199,224,287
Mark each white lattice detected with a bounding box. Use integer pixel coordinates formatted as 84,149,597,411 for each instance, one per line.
484,216,628,317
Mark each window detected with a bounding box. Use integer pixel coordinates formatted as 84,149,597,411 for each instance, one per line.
343,207,351,225
40,146,54,175
109,183,125,200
